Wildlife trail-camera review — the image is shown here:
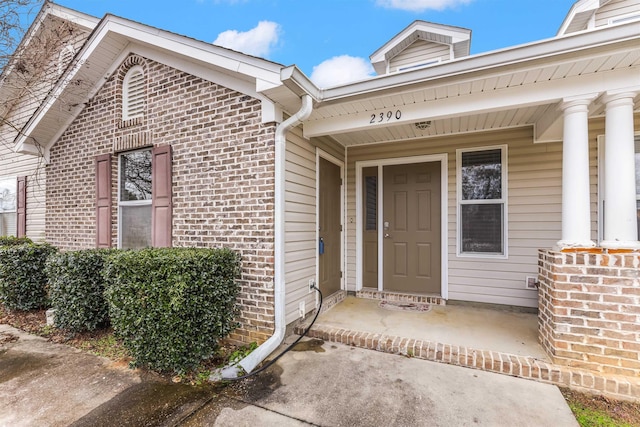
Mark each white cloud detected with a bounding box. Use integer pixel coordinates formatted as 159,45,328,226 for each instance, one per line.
213,21,280,58
376,0,473,12
310,55,375,88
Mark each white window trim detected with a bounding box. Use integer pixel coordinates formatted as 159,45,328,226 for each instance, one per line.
355,154,448,299
117,149,152,249
122,65,145,121
456,145,508,259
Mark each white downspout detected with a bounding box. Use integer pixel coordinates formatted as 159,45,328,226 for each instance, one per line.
238,94,313,373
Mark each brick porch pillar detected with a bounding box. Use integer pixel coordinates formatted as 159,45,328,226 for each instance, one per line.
538,249,640,377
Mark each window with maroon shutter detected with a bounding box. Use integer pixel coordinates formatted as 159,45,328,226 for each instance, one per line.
151,145,172,248
95,154,112,248
16,176,26,237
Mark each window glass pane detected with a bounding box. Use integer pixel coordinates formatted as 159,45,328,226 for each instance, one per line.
0,178,16,211
0,213,17,237
121,204,152,249
461,204,503,253
120,150,152,201
461,149,502,200
365,175,377,231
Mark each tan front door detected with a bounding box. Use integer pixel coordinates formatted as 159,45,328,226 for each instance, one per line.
319,157,341,296
383,162,441,294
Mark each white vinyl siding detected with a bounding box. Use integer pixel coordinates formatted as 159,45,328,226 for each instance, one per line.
0,109,47,242
346,126,594,308
389,40,450,73
595,0,640,27
284,127,319,325
284,128,345,325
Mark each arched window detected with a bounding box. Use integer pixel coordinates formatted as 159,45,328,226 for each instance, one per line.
122,65,145,120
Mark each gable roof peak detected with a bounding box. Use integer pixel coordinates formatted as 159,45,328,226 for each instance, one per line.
369,20,472,75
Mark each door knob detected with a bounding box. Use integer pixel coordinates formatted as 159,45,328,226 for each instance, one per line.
384,233,391,238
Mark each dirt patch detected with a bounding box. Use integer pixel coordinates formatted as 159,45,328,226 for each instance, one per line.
0,331,19,344
561,388,640,427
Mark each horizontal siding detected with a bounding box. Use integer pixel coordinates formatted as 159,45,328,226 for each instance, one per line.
345,125,604,308
0,149,47,241
284,126,318,325
595,0,640,26
390,40,450,72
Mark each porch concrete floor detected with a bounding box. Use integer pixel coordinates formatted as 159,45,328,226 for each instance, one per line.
313,295,548,360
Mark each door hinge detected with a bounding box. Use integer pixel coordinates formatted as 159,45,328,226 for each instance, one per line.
340,271,343,278
340,224,343,232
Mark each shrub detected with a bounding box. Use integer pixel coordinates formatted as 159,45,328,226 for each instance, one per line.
0,236,33,247
103,247,241,373
46,249,114,332
0,243,57,310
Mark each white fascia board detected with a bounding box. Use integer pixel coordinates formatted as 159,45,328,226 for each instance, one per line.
46,3,101,30
280,65,322,102
325,21,640,104
104,17,282,84
14,14,284,152
303,66,639,138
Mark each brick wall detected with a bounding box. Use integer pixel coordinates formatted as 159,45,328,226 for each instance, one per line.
46,54,276,344
538,249,640,377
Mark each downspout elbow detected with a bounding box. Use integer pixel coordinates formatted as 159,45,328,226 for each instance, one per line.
238,94,313,374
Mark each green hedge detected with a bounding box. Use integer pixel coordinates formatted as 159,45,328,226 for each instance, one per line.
45,249,113,332
0,236,33,246
0,243,57,310
103,247,241,373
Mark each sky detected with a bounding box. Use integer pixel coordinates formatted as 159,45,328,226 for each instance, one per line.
43,0,578,88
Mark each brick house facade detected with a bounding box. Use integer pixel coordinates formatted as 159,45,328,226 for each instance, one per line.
6,1,640,399
46,54,277,344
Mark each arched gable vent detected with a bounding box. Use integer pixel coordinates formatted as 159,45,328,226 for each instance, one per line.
122,65,145,120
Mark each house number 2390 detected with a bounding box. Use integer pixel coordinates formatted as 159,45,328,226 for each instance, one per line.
370,110,402,124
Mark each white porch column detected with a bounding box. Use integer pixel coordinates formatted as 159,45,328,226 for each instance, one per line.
557,98,596,249
601,91,640,249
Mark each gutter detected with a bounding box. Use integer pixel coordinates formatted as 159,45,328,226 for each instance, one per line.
238,93,313,374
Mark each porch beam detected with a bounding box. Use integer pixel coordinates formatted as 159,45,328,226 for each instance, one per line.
601,90,640,249
303,67,637,138
557,96,597,249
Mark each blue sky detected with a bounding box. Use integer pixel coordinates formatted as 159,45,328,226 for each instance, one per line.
48,0,577,87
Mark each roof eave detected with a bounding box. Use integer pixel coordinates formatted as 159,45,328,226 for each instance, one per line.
324,20,640,104
13,13,286,154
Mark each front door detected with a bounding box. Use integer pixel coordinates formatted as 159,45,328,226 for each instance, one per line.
319,157,342,296
383,162,441,294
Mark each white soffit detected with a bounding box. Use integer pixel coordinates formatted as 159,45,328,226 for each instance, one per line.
303,21,640,145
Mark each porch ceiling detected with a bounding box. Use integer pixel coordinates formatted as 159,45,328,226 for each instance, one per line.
322,104,555,147
303,32,640,147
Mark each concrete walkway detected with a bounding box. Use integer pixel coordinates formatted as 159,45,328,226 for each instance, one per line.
0,324,578,426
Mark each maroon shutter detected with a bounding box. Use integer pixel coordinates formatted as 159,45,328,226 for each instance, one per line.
16,176,26,237
95,154,112,248
152,145,172,247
